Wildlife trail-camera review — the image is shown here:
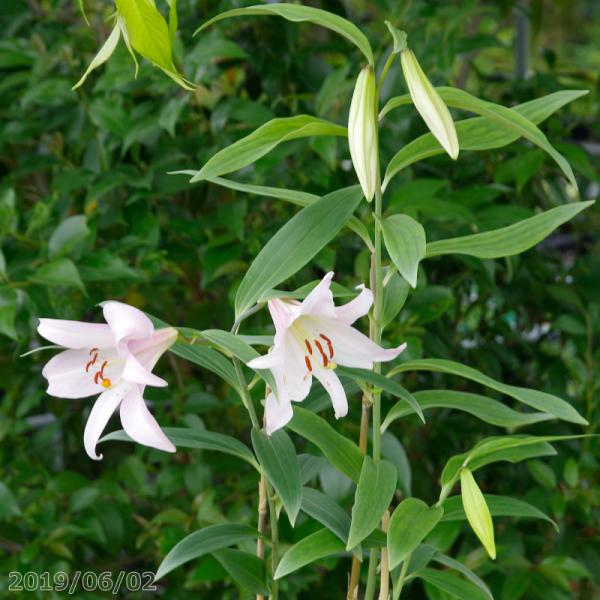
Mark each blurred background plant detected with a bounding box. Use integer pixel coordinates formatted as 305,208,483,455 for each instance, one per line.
0,0,598,598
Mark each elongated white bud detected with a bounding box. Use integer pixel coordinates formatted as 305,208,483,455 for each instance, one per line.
400,48,459,160
348,66,378,202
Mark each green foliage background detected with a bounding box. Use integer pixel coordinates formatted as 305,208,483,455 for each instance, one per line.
0,0,598,598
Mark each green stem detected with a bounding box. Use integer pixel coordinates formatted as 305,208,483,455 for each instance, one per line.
364,549,378,600
393,556,410,600
267,491,279,600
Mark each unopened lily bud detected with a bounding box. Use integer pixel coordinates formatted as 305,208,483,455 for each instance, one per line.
348,66,378,202
400,48,459,160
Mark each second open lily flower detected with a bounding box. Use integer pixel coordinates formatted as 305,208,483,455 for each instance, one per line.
38,301,177,460
248,272,406,434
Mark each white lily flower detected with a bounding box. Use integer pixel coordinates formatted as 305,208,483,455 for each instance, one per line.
38,301,177,460
348,66,378,202
400,48,459,160
248,272,406,434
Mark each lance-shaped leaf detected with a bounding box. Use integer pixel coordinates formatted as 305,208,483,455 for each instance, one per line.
274,528,347,579
382,89,588,187
382,389,553,431
155,523,257,580
288,407,363,482
347,457,397,550
213,549,269,595
426,201,593,259
190,116,347,182
115,0,191,89
251,428,302,526
388,498,444,569
388,358,587,425
379,214,426,287
234,185,363,318
460,468,496,559
100,427,259,470
441,494,557,530
195,4,374,65
412,568,491,600
72,20,121,90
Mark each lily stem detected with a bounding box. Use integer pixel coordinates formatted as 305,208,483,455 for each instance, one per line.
256,473,267,600
267,491,279,600
393,555,410,600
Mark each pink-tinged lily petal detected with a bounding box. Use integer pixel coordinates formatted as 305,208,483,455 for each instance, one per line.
323,320,407,368
102,301,154,353
298,271,335,318
119,386,176,453
264,392,294,435
129,327,178,372
42,349,108,398
84,382,132,460
333,284,373,325
122,354,168,387
275,334,313,403
268,299,295,345
38,318,114,349
247,342,284,370
313,367,347,418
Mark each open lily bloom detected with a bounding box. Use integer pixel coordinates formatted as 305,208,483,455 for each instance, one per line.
38,301,177,460
248,272,406,434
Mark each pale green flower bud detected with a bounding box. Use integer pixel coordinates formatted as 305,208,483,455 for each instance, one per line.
460,468,496,559
348,66,378,202
400,48,459,160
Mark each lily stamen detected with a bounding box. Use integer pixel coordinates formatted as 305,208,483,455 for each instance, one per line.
304,340,313,354
305,356,312,372
320,333,334,358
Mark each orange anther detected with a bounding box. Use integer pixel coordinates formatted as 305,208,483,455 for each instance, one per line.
320,333,334,358
304,356,312,372
304,339,313,354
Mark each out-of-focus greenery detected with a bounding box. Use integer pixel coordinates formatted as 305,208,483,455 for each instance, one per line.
0,0,598,598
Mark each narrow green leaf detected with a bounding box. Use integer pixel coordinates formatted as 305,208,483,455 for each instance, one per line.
388,498,443,569
72,21,120,90
339,366,424,423
433,553,493,600
100,427,259,470
196,4,374,65
251,428,302,526
441,494,557,530
460,469,496,559
115,0,191,89
389,358,587,425
379,214,425,288
32,258,85,291
170,342,239,391
382,389,553,432
382,271,410,327
274,528,346,579
190,116,347,182
155,523,257,581
426,201,593,259
213,549,269,595
288,407,363,482
347,457,397,550
412,568,490,600
382,89,588,187
235,185,363,318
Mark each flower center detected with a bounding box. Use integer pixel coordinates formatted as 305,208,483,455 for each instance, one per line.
85,348,112,389
292,321,336,374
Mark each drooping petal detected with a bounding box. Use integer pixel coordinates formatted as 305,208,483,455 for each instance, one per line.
43,349,106,398
321,320,406,369
313,367,348,418
333,284,373,325
119,386,176,453
299,272,335,318
264,392,294,435
102,301,154,353
84,381,133,460
247,341,284,370
38,318,114,349
277,335,313,403
129,327,178,372
122,354,168,387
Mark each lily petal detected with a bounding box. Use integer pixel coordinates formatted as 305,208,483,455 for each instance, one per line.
333,285,373,325
38,318,114,349
264,392,294,435
102,301,154,353
299,272,335,318
248,342,284,370
122,354,168,387
322,320,406,368
129,327,178,372
119,386,176,453
84,382,132,460
268,299,295,345
313,367,348,418
42,348,122,399
275,335,312,403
